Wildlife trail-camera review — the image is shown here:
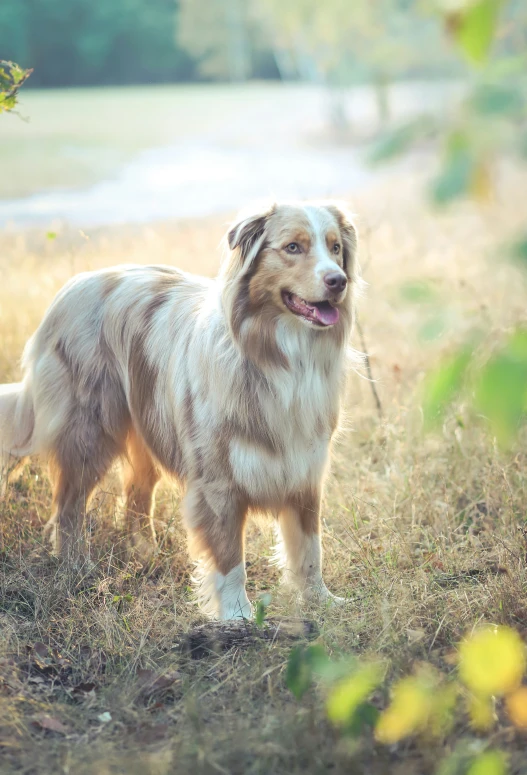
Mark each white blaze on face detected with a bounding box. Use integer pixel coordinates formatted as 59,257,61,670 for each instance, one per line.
304,206,343,284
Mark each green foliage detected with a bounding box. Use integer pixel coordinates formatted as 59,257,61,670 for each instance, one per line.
469,82,524,117
0,60,31,113
511,235,527,267
285,626,526,772
438,744,507,775
369,1,527,444
474,329,527,446
254,0,456,91
369,116,436,164
254,593,271,627
0,0,196,87
420,327,527,445
371,1,526,206
178,0,277,81
400,280,440,305
431,131,475,205
466,750,507,775
446,0,503,65
285,643,328,699
421,347,472,429
326,663,382,731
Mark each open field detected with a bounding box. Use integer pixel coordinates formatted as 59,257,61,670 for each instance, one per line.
1,169,527,774
0,84,247,199
0,81,457,203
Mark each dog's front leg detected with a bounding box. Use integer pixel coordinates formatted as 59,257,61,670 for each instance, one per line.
182,481,252,620
277,491,342,604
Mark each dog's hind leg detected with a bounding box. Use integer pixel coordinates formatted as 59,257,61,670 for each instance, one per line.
46,417,124,566
122,427,161,565
182,481,251,620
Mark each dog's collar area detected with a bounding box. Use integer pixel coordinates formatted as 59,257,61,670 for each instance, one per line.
281,291,339,326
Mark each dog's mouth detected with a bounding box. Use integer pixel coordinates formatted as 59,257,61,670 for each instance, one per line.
281,291,339,327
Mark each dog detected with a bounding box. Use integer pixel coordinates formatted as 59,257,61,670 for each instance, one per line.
0,201,359,619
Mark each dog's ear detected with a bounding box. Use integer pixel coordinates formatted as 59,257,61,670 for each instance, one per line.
324,203,359,283
226,204,275,273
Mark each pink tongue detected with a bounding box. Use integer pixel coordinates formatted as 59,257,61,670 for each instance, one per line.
313,302,339,326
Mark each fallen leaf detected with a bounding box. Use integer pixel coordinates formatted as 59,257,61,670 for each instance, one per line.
32,714,68,735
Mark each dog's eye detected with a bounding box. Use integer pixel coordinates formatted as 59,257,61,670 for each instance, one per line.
333,243,341,255
285,242,301,254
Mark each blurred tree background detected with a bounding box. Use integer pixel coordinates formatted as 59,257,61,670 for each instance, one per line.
1,0,523,90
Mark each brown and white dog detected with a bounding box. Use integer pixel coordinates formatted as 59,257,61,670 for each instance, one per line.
0,201,358,619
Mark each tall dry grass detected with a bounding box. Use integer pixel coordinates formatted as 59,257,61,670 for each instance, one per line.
1,171,527,774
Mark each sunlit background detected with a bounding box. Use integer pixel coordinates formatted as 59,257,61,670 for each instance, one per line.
0,0,523,227
2,5,527,774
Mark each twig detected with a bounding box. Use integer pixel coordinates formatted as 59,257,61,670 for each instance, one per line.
355,313,383,421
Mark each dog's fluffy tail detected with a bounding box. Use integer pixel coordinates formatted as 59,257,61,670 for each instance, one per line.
0,381,35,463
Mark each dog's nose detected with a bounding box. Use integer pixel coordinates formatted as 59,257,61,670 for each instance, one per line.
324,272,347,294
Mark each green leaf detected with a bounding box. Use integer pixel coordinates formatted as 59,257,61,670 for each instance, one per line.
448,0,502,65
474,329,527,446
346,702,380,736
422,347,472,429
0,60,32,113
418,313,447,342
286,644,329,700
254,593,271,627
368,117,434,165
511,235,527,268
469,83,524,116
431,132,474,205
466,750,508,775
400,281,439,304
326,663,383,725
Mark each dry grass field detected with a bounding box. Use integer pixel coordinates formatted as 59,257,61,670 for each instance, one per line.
1,168,527,774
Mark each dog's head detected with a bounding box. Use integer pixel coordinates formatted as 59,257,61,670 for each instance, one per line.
222,201,358,367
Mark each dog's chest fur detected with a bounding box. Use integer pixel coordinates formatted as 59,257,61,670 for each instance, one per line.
183,315,344,504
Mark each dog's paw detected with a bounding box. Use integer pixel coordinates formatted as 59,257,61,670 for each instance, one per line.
302,584,346,607
219,602,254,621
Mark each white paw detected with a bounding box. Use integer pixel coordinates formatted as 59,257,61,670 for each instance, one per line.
219,598,254,621
302,584,346,607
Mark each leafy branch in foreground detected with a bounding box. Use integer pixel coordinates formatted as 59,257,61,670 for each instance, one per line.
370,1,527,443
370,0,526,208
286,625,527,775
0,61,32,113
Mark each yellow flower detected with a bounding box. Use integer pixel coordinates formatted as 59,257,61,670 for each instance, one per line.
506,686,527,729
459,626,525,697
375,674,433,744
